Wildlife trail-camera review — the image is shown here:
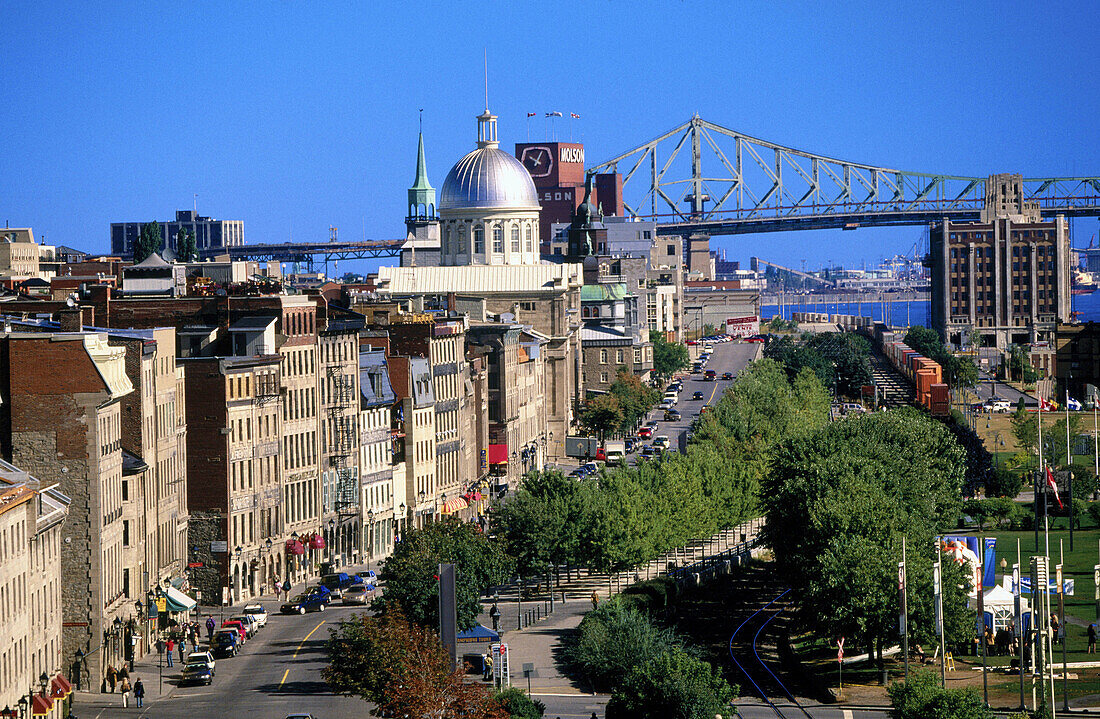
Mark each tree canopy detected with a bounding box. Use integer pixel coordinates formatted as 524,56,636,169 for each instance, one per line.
324,607,508,719
904,326,978,389
175,227,197,262
134,221,163,263
579,394,625,440
373,519,512,630
650,330,690,378
605,648,736,719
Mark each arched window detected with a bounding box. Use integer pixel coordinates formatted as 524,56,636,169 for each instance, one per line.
510,225,520,252
473,225,485,254
525,225,533,253
428,203,435,217
492,225,504,253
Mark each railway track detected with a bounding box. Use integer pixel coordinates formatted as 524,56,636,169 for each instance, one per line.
728,588,816,718
869,350,912,410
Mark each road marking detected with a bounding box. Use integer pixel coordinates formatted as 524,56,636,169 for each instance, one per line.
843,710,854,719
708,382,718,403
279,619,325,688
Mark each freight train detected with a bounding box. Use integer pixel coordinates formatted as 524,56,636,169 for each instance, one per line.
874,325,950,416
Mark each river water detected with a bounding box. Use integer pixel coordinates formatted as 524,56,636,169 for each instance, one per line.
760,291,1100,329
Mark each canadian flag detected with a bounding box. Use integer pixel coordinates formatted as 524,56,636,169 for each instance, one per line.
1046,466,1064,510
570,112,581,119
1039,397,1056,412
527,112,537,118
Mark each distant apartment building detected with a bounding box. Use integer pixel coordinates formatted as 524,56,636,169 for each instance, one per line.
319,320,363,568
0,329,133,691
467,324,548,491
388,355,437,528
183,353,282,604
358,347,397,564
931,174,1071,348
0,228,42,280
111,210,244,259
0,460,71,716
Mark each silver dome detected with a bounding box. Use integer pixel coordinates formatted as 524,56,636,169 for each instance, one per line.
439,147,541,211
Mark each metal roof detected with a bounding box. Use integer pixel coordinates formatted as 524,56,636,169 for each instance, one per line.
439,146,540,211
377,264,582,295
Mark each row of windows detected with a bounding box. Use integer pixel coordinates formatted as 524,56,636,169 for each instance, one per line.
442,221,535,255
283,478,317,526
282,347,315,378
284,311,315,337
282,431,317,471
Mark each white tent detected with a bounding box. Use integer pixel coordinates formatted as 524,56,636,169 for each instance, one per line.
972,584,1030,635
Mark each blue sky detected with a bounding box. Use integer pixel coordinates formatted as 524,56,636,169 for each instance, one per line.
4,1,1099,272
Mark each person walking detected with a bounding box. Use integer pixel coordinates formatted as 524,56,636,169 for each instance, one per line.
133,678,145,708
178,636,187,663
117,664,129,685
119,676,131,707
282,578,291,597
591,591,599,610
273,580,281,601
1090,623,1097,654
206,615,216,640
165,638,175,667
105,664,117,693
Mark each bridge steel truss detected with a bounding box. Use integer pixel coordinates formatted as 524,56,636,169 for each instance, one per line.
587,115,1100,236
199,239,404,267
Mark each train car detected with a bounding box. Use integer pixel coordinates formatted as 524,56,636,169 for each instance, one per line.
876,335,951,417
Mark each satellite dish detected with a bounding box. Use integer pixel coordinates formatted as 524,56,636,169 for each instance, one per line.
499,312,515,323
66,296,76,308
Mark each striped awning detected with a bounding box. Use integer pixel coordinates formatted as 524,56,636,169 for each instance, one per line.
440,496,469,515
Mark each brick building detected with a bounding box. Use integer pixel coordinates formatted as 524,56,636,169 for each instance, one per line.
0,330,133,690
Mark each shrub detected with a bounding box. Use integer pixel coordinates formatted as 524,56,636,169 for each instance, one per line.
1088,502,1100,528
618,576,677,613
986,468,1025,499
565,600,683,691
496,687,544,719
605,648,736,719
887,670,994,719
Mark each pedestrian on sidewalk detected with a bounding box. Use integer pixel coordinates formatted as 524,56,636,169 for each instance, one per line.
282,578,291,597
106,664,117,693
206,615,216,640
133,678,145,708
274,579,281,601
591,591,599,610
165,638,175,667
483,653,493,681
178,636,187,663
119,676,132,707
1090,623,1097,653
117,664,129,684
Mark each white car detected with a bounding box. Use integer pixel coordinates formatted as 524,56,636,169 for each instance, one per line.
986,400,1013,413
242,603,268,628
229,614,259,638
185,651,216,674
342,583,374,605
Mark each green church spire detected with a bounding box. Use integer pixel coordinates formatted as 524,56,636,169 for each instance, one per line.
407,117,436,220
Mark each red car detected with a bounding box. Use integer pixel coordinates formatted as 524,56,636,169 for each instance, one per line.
638,426,654,439
744,335,765,343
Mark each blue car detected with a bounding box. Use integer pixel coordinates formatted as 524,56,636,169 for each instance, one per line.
211,630,239,658
281,591,329,615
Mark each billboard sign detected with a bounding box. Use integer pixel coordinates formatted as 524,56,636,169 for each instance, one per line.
725,316,760,338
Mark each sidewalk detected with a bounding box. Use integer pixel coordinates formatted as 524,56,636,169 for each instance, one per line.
474,517,763,693
73,558,379,714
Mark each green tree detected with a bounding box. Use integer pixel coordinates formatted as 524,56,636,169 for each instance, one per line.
373,519,512,630
495,687,545,719
175,227,197,262
566,600,683,691
324,607,509,719
763,408,967,664
494,470,587,577
609,369,659,431
650,330,690,379
1010,404,1038,463
985,468,1025,499
580,395,625,440
887,669,994,719
134,221,163,262
605,648,737,719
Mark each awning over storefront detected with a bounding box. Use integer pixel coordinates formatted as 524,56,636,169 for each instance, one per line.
31,694,52,716
463,490,483,502
456,623,500,644
488,444,508,464
164,585,197,612
286,539,305,555
441,496,469,515
309,533,326,549
49,674,72,700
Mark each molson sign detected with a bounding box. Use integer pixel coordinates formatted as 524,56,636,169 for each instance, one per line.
559,146,584,164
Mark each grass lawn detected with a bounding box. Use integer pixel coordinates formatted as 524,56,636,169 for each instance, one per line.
965,527,1100,662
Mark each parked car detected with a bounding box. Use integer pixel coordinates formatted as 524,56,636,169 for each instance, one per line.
986,399,1012,413
722,372,734,380
180,663,214,686
220,620,249,642
242,603,268,628
624,438,637,453
692,391,705,401
638,426,654,439
640,444,655,457
744,335,766,343
582,461,601,476
281,592,329,615
185,651,216,674
320,572,359,599
304,585,332,602
841,403,867,414
653,435,671,450
664,409,682,421
229,614,259,638
211,630,239,658
342,583,374,605
569,467,588,479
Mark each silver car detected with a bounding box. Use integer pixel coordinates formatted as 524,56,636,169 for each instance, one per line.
341,583,373,605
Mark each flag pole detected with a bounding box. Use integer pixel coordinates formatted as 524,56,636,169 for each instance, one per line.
979,534,988,707
1068,389,1075,550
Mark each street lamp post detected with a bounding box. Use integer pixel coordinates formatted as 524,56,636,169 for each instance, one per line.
418,490,426,529
234,545,243,603
366,509,375,575
328,517,336,568
397,503,406,542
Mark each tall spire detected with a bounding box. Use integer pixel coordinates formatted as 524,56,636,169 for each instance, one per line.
407,118,436,222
